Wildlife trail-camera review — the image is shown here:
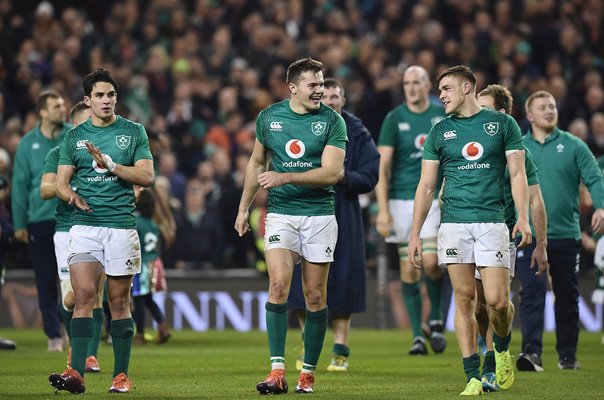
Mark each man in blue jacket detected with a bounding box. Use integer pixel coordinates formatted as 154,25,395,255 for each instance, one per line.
289,78,380,371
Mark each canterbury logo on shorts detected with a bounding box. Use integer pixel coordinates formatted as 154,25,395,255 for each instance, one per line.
268,235,281,243
445,248,458,257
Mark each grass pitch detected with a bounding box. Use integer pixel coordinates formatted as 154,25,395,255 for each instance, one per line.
0,328,602,399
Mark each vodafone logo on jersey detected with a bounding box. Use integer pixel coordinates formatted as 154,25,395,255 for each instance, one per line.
285,139,306,159
461,142,484,161
414,134,427,150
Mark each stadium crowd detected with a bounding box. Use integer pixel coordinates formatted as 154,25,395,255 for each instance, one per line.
0,0,603,272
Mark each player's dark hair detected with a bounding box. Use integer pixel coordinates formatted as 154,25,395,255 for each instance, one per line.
437,65,477,88
136,188,156,219
324,78,345,96
83,68,119,97
35,90,61,118
478,84,514,114
286,57,323,85
69,100,90,121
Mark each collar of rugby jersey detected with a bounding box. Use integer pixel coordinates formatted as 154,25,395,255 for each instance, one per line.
525,127,561,144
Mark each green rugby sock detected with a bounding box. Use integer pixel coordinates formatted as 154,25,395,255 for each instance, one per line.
402,282,423,338
87,308,103,357
60,307,73,340
463,353,481,382
332,343,350,357
425,276,443,321
265,302,288,364
110,318,134,377
70,318,93,377
482,351,496,375
303,308,328,367
493,331,512,352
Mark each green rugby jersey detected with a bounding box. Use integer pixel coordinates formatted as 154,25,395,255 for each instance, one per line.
423,108,524,223
256,100,347,216
11,122,72,229
503,147,539,238
136,214,159,264
523,128,604,240
378,102,445,199
59,116,153,229
42,146,74,232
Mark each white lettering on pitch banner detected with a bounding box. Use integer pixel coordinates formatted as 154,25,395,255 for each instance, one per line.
153,290,602,332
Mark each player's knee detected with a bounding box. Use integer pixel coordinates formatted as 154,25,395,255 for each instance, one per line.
63,291,76,311
74,287,97,309
107,295,130,315
268,280,289,303
487,296,510,314
303,287,325,309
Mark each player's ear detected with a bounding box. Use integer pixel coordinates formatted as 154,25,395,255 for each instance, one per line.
463,82,471,96
83,96,91,107
288,83,297,95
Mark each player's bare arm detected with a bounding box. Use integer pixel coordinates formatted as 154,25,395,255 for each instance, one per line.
528,184,548,275
508,150,532,248
408,160,439,269
56,164,90,212
85,142,154,187
375,145,394,237
235,139,267,237
40,172,57,199
592,208,604,234
258,144,345,189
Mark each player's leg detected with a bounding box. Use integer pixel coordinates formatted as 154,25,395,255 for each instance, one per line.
438,223,482,395
420,201,446,353
400,252,427,355
476,223,514,391
104,226,142,393
326,312,351,371
475,274,497,392
144,293,171,343
132,294,146,344
547,240,581,369
295,214,337,393
49,253,102,394
85,273,104,372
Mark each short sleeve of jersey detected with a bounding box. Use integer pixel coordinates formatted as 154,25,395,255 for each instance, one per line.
504,115,523,152
58,133,74,166
378,111,397,147
133,124,153,162
43,146,60,174
422,126,440,162
326,113,347,150
255,109,266,146
525,150,539,186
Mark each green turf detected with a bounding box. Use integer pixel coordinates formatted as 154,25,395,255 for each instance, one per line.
0,328,602,399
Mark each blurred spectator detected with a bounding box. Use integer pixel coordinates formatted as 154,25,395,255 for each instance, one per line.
165,178,224,270
157,150,187,204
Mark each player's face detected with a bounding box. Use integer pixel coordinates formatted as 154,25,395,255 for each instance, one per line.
438,76,466,115
42,97,67,124
71,108,92,126
85,82,117,121
321,85,344,114
403,69,430,106
527,96,558,131
477,94,498,111
291,70,324,113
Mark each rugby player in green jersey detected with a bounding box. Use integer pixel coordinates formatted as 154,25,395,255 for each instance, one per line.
473,84,548,391
376,65,447,356
235,58,347,394
49,68,154,394
517,90,604,371
41,102,105,374
409,66,532,395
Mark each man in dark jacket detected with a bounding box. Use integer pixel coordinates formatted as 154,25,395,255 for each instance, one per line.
289,78,380,371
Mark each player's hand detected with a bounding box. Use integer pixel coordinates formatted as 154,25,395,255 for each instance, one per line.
530,243,549,276
408,236,423,270
69,194,91,212
512,219,532,249
258,171,287,189
14,228,28,243
85,141,107,169
592,208,604,234
234,210,251,237
376,210,393,238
